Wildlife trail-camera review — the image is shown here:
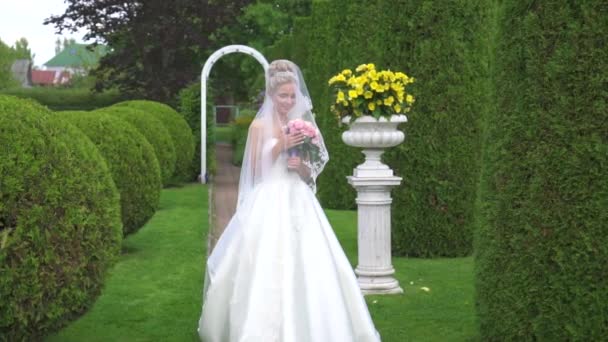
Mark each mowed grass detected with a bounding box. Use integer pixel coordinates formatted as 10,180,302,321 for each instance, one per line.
326,209,479,342
47,186,478,341
214,125,232,144
46,184,208,342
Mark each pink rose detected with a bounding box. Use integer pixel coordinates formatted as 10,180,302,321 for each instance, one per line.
293,119,305,130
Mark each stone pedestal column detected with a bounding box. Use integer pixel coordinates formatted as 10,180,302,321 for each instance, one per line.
348,154,403,294
342,115,407,295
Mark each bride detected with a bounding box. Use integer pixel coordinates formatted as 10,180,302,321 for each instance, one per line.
198,60,381,342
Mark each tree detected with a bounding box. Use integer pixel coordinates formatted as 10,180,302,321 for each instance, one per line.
45,0,251,102
55,38,61,55
63,37,76,50
0,38,17,89
13,38,33,61
209,0,312,104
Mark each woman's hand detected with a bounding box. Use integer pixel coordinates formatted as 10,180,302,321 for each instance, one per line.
287,156,302,170
280,130,305,151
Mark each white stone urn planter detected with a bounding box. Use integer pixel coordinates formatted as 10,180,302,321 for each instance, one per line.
342,114,407,178
342,114,407,295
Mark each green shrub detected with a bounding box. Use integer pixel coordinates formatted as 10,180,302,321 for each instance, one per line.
0,87,125,111
177,82,216,180
475,1,608,340
58,111,161,234
95,106,177,187
231,113,255,166
0,95,122,340
0,40,18,90
269,0,487,256
114,100,195,183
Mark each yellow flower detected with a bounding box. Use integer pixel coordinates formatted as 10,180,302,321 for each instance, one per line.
341,69,352,76
370,81,380,91
367,63,375,70
356,86,364,95
406,94,415,104
364,90,373,99
377,99,383,105
397,91,404,103
357,75,368,86
335,74,346,82
348,90,359,99
336,91,345,103
391,83,403,92
384,96,395,106
394,104,402,113
356,64,367,72
368,102,376,111
368,70,379,81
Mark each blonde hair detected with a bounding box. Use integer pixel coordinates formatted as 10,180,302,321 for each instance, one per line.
268,60,297,94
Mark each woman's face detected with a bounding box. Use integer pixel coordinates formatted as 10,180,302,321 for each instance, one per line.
272,82,296,116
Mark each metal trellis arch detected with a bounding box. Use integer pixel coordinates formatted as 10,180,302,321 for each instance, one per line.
200,45,269,183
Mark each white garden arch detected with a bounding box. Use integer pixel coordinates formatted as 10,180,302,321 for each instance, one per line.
200,45,269,183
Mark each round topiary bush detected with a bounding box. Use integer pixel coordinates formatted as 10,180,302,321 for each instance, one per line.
94,106,177,187
59,111,161,234
0,95,122,340
114,100,194,183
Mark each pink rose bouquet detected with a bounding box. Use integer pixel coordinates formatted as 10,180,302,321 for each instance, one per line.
286,119,321,161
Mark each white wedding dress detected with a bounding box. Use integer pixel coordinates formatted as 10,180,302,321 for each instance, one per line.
198,139,381,342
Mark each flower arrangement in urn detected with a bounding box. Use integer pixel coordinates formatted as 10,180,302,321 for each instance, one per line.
328,63,415,122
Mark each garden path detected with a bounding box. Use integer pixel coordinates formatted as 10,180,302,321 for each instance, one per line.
208,142,240,254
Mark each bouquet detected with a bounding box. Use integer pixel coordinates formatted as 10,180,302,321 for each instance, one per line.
286,118,321,162
328,63,415,122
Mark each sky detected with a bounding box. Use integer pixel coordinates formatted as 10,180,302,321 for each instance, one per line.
0,0,89,67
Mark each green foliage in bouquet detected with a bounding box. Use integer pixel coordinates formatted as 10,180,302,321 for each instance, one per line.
0,95,122,340
59,111,161,235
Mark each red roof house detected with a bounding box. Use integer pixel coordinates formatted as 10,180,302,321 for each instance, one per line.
31,70,71,86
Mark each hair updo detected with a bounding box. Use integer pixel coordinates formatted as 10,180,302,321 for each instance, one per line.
267,60,298,94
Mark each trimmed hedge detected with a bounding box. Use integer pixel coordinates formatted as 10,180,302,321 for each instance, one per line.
0,87,125,111
475,1,608,339
59,111,161,235
0,95,122,340
269,0,487,256
231,111,255,166
95,106,177,187
114,100,195,183
177,82,216,180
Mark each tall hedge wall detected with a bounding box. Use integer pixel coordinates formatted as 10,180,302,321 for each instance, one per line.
271,0,488,256
0,96,122,339
475,1,608,339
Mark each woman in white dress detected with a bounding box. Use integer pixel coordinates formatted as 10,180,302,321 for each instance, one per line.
198,60,381,342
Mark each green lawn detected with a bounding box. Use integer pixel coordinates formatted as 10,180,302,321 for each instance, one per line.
214,125,232,144
47,185,478,341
